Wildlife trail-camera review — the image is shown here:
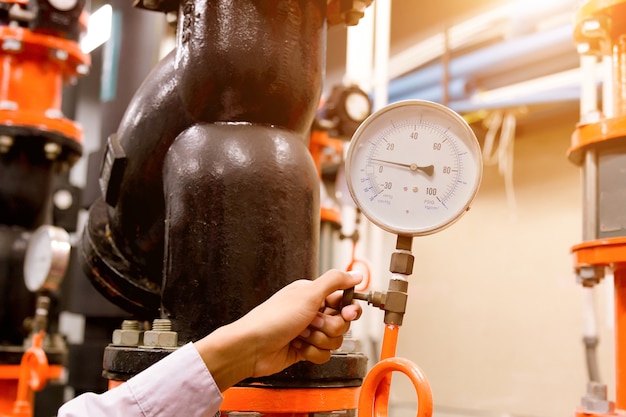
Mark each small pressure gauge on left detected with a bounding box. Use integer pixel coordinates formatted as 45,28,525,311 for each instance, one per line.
23,225,71,292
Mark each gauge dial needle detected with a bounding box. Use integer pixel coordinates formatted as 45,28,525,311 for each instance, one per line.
370,158,435,176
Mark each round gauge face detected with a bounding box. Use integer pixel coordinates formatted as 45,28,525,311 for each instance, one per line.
345,100,483,236
48,0,78,11
23,226,71,292
344,91,371,123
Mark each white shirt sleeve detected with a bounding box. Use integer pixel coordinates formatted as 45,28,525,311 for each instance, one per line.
57,342,223,417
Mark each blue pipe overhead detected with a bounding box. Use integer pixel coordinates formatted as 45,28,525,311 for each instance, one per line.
388,24,576,104
392,77,468,103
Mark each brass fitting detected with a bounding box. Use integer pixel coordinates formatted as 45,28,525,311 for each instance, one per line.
390,252,415,275
383,279,408,326
354,278,409,326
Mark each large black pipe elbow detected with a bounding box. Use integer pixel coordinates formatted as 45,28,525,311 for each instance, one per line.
163,123,319,342
82,0,327,340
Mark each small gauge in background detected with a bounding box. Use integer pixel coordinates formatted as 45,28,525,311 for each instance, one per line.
23,225,71,292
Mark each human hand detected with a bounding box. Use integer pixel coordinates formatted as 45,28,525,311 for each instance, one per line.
194,269,362,391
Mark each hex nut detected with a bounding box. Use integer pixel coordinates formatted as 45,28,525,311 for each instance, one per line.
577,265,605,287
112,329,143,346
389,252,415,275
143,330,178,348
581,397,614,414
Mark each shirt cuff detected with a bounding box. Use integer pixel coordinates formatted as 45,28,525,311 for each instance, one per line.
127,342,223,417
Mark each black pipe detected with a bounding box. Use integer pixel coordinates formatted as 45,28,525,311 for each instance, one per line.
83,0,326,339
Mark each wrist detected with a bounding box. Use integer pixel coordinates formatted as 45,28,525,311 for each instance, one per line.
193,323,256,392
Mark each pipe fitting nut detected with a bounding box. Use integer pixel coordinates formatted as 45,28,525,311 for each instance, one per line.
112,329,143,346
389,252,415,275
143,330,178,348
581,382,614,414
577,265,604,287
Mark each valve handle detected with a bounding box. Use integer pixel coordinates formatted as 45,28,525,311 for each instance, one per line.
341,286,355,309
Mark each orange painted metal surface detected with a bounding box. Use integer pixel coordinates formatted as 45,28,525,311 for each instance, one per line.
0,363,62,416
357,324,433,417
576,1,626,37
109,379,360,414
309,129,344,178
221,386,360,413
568,117,626,164
359,357,433,417
108,379,124,390
12,331,48,417
572,239,626,412
614,265,626,409
0,25,89,143
0,381,19,416
310,129,344,224
0,365,65,416
0,364,62,380
371,325,399,417
571,238,626,266
380,324,399,361
575,408,617,417
575,0,626,116
569,0,626,164
0,331,51,417
320,206,341,224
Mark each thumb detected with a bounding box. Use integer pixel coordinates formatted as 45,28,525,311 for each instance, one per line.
314,270,363,297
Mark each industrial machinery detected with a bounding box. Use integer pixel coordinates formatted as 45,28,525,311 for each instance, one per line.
569,0,626,415
81,1,374,416
0,0,90,414
311,84,372,277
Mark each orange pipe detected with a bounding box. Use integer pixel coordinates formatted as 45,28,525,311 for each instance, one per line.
380,324,399,360
615,264,626,410
371,324,399,417
572,239,626,411
11,330,49,417
358,357,433,417
1,365,63,417
0,381,19,416
10,331,49,417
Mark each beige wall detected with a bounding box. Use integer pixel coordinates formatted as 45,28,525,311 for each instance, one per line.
352,107,615,417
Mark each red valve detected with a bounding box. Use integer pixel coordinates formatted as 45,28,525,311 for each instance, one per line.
11,331,49,417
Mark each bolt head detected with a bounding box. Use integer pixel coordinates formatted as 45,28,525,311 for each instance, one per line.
577,265,604,287
143,330,178,348
112,329,143,346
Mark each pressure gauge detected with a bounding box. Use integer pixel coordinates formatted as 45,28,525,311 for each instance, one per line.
344,89,372,123
23,225,71,292
345,100,482,236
